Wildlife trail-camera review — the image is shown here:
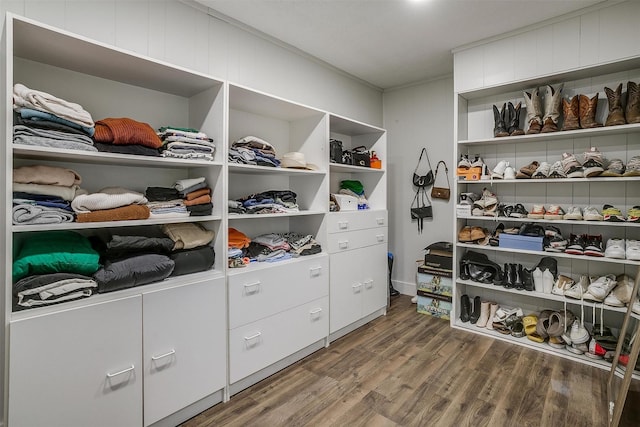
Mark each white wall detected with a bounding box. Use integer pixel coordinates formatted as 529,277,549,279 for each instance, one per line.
0,0,383,126
383,77,454,296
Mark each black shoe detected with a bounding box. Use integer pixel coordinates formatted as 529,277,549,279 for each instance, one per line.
460,294,471,322
509,203,529,218
521,267,534,291
514,264,524,290
469,296,482,324
460,262,470,280
493,263,508,286
505,263,516,289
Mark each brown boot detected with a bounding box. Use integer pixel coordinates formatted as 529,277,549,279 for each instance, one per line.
605,83,626,126
626,81,640,124
508,101,524,136
562,96,580,131
579,93,603,128
523,88,542,134
493,103,509,137
541,84,563,133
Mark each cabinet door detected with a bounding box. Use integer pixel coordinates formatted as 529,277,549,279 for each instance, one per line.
361,243,388,317
329,250,365,333
9,296,143,427
143,278,226,426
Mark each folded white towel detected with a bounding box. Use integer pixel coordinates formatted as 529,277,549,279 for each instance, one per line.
71,187,148,213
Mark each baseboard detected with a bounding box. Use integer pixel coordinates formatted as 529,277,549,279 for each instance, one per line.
328,307,386,343
150,389,224,427
392,279,416,296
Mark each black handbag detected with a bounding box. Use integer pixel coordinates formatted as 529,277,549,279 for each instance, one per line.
330,139,343,163
430,161,451,200
459,250,502,284
410,186,432,234
351,146,371,167
413,148,434,188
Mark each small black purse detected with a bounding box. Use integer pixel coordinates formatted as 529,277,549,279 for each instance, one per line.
413,148,434,188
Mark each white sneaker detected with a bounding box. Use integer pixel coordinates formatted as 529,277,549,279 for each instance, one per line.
503,165,516,180
586,274,617,301
548,160,567,178
532,161,551,179
569,319,590,345
604,238,626,259
564,275,589,299
583,206,604,221
627,240,640,261
551,275,574,296
563,206,583,220
491,160,509,179
604,274,634,307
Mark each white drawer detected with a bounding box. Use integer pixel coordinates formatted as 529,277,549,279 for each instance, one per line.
229,296,328,384
228,255,329,328
327,228,387,253
327,210,387,233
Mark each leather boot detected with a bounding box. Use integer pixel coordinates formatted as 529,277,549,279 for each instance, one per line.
579,93,603,128
626,81,640,124
508,101,524,136
561,96,580,130
541,84,563,133
485,303,499,330
460,294,471,322
469,296,482,324
476,301,491,327
505,263,516,289
493,103,509,137
493,263,509,286
605,83,626,126
514,264,524,290
521,267,534,291
460,262,470,280
523,88,543,134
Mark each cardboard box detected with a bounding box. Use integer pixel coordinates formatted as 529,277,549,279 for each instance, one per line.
423,253,453,271
418,264,453,278
499,233,544,251
417,272,453,297
456,204,472,217
456,166,482,181
417,292,452,319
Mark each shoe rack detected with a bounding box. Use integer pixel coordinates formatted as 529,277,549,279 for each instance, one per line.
453,55,640,377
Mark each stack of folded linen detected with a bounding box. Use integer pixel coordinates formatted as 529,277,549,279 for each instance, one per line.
175,177,213,216
93,117,163,156
71,186,150,222
229,135,280,167
157,126,216,161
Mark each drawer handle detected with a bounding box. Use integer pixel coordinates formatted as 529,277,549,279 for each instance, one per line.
376,234,384,242
339,240,349,249
243,281,261,294
352,283,363,293
151,349,176,361
338,221,349,230
310,266,322,277
106,365,135,379
244,332,262,341
376,217,384,225
364,279,374,289
309,308,323,314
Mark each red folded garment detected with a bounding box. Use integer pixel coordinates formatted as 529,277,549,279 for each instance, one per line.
76,205,150,223
185,187,211,201
94,118,162,148
184,194,211,206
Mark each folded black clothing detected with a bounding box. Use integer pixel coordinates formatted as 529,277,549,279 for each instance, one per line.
186,202,213,216
299,244,322,256
13,272,94,296
14,111,88,136
94,253,175,293
244,241,272,259
238,190,297,204
13,272,97,311
145,186,180,201
169,245,215,277
94,141,161,157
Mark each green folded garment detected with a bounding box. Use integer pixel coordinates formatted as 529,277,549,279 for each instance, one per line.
340,179,364,195
13,231,101,282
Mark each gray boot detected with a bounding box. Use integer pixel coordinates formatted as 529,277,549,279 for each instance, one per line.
541,84,564,133
523,88,543,134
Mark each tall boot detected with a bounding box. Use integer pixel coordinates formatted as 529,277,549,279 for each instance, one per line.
476,301,491,327
605,83,626,126
541,84,563,133
521,267,534,291
493,263,509,287
485,303,499,330
579,93,603,128
460,294,471,322
469,296,482,324
508,101,524,136
493,103,509,137
626,81,640,124
562,96,580,130
514,264,524,290
504,263,516,289
523,88,543,134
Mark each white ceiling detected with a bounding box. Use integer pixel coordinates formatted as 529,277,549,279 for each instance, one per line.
194,0,608,90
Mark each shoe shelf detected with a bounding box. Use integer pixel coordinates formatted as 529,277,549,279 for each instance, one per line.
452,319,640,380
458,176,640,184
457,278,630,315
456,243,640,267
458,122,640,146
228,163,326,176
462,216,635,228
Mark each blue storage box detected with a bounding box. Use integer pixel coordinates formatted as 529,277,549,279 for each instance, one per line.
499,233,543,251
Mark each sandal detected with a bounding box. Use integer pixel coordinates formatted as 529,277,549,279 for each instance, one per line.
492,322,511,335
523,314,538,335
536,309,554,339
511,318,525,338
546,310,576,337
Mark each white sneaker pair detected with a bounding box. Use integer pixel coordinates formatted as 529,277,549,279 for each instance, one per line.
491,160,515,180
583,274,617,302
605,239,640,260
603,274,634,307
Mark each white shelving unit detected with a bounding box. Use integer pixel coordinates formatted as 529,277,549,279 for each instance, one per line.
453,50,640,378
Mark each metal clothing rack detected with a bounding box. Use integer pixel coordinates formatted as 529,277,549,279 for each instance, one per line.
607,269,640,427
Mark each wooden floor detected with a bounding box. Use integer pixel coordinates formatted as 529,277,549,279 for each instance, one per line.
182,295,640,427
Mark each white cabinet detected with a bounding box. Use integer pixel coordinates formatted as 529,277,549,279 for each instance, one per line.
328,211,388,336
142,278,226,426
453,44,640,376
8,296,143,427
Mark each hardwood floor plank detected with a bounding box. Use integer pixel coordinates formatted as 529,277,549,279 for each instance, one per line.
180,296,639,427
